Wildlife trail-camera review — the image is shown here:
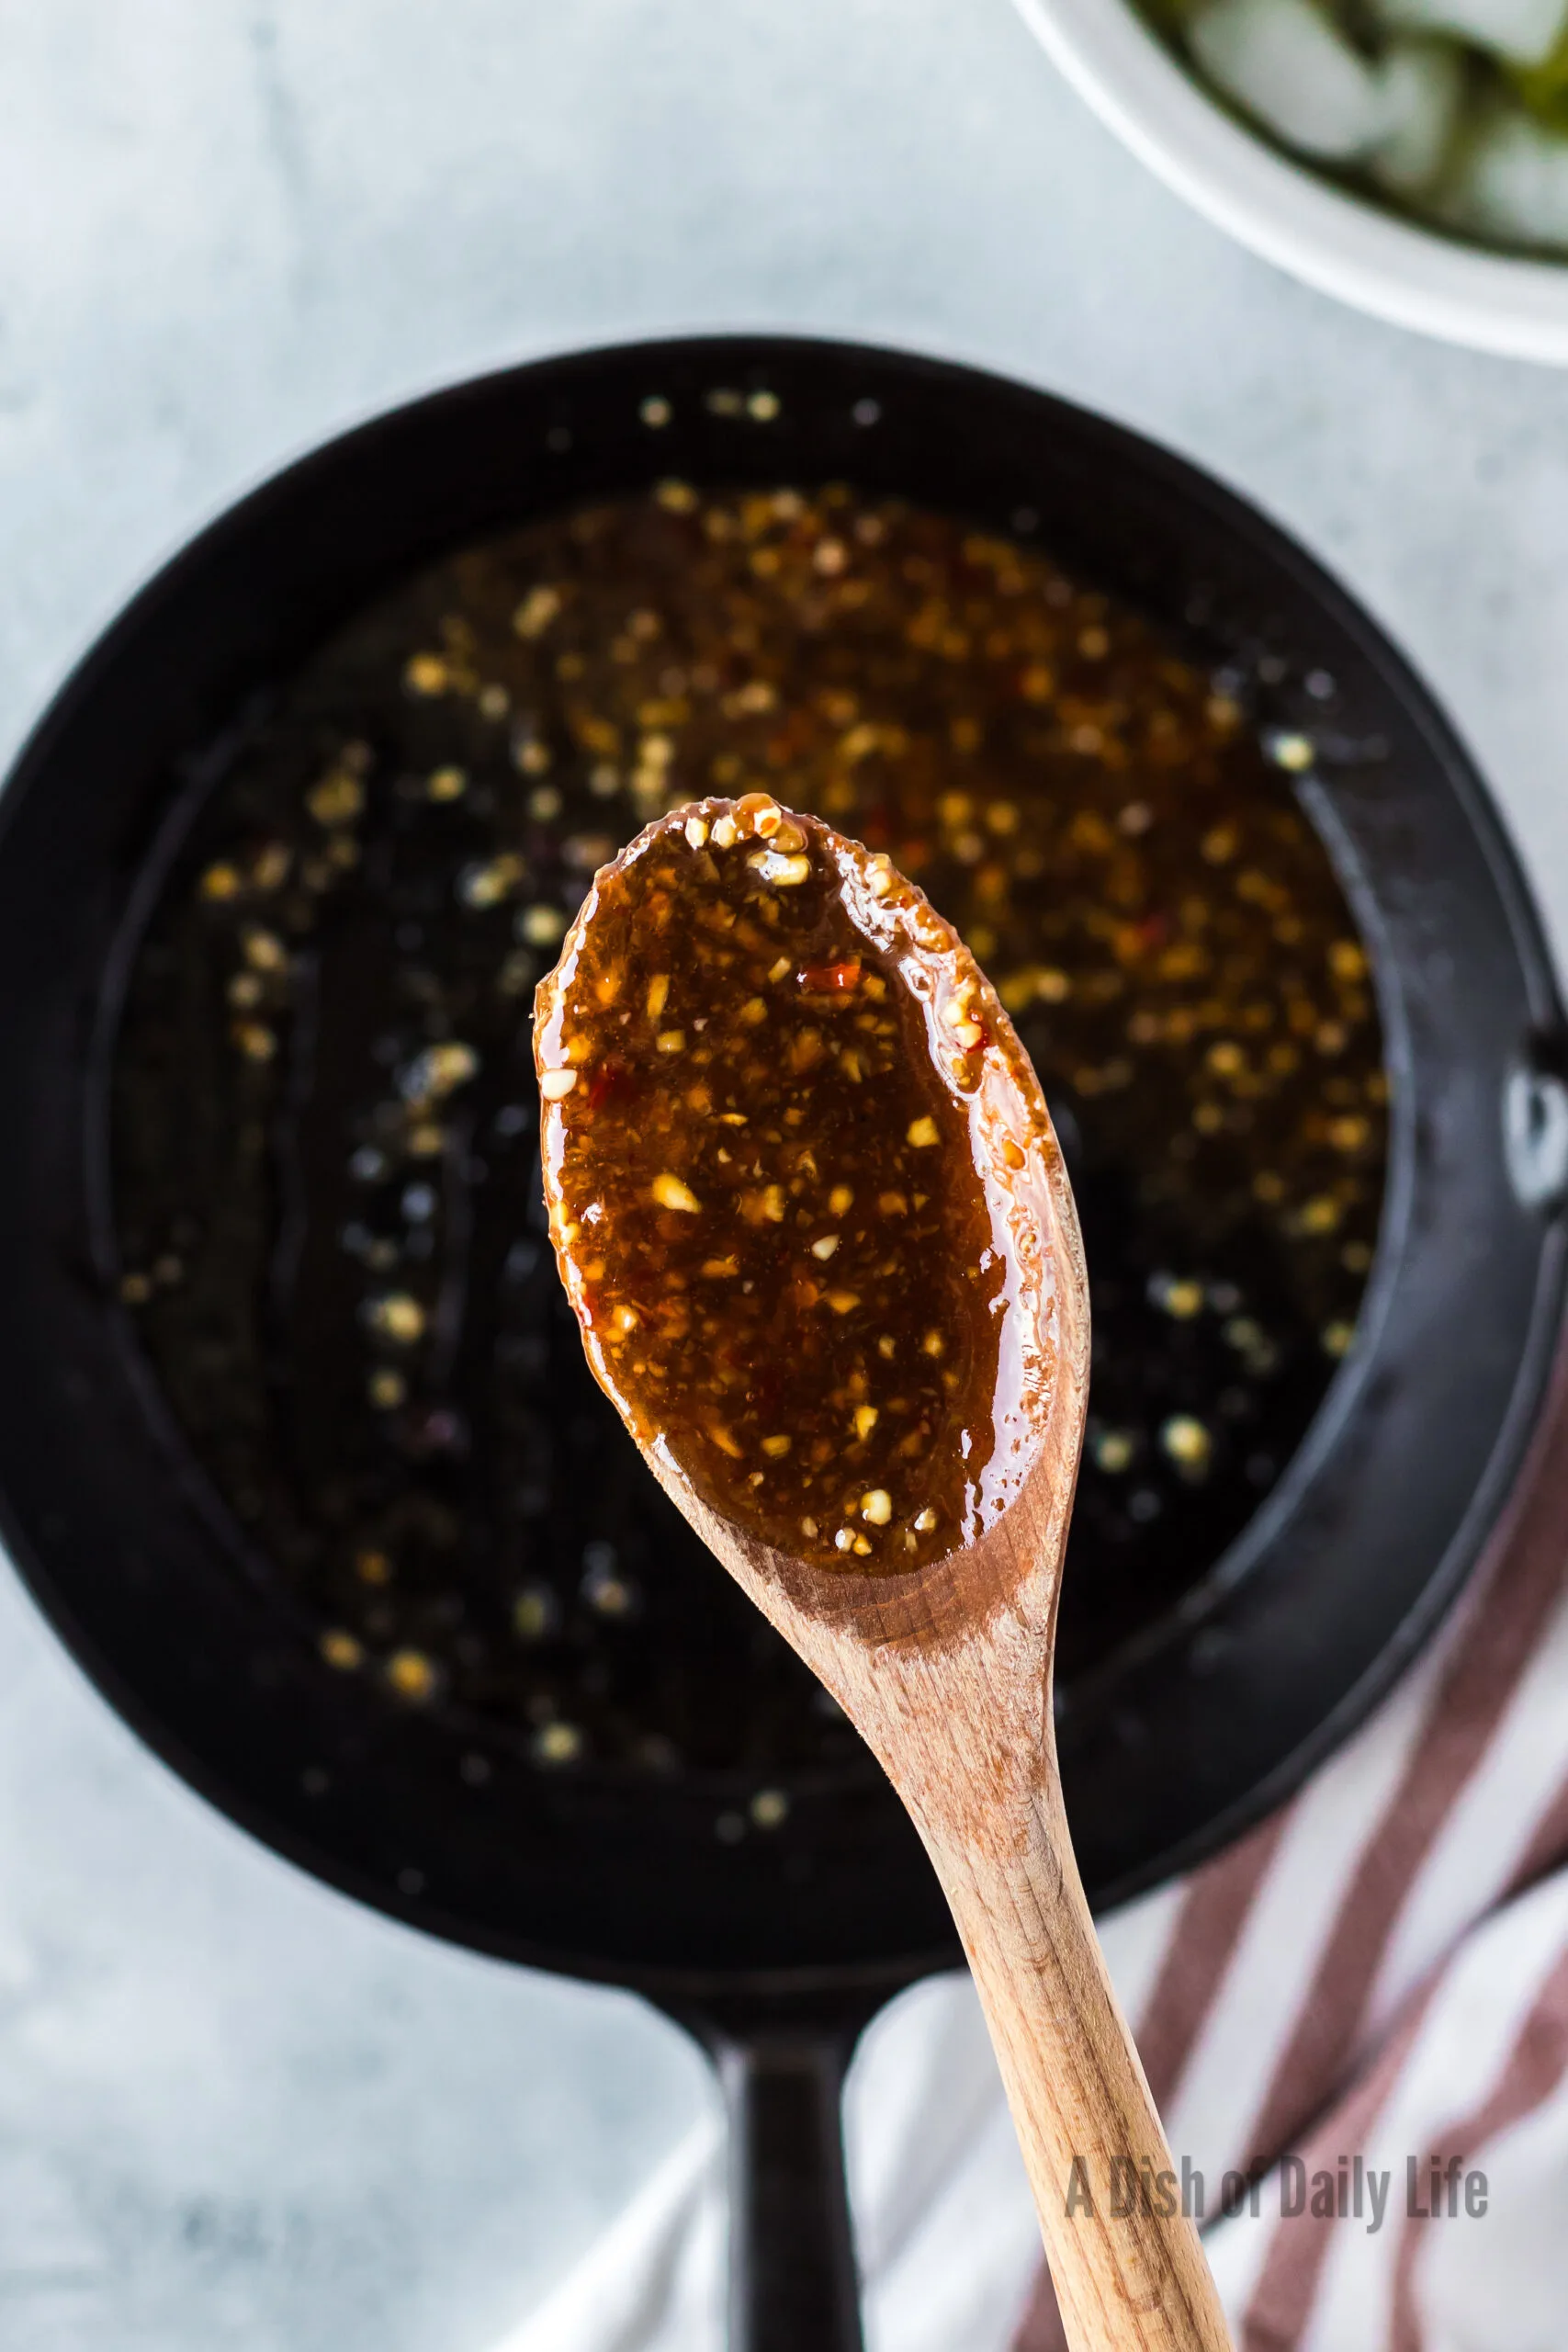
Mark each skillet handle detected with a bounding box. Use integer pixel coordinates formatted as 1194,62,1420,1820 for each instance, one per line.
715,2027,863,2352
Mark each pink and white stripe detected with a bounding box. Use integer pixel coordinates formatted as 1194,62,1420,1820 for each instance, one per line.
1016,1333,1568,2352
495,1338,1568,2352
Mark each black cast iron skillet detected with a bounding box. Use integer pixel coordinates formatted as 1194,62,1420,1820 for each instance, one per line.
0,337,1564,2351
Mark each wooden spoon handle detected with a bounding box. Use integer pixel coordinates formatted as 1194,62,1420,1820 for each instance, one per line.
931,1781,1232,2351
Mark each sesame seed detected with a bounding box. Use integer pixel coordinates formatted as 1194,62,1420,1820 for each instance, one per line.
231,1021,276,1062
1268,731,1314,773
243,926,288,973
460,857,525,910
584,1555,634,1615
308,769,365,826
402,1042,479,1101
1160,1415,1213,1469
651,1172,702,1213
513,585,562,639
367,1293,426,1345
747,850,811,887
388,1649,436,1701
1150,1274,1204,1320
519,903,567,945
513,1587,557,1639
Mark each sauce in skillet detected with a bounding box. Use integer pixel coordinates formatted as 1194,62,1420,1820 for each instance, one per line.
111,481,1385,1771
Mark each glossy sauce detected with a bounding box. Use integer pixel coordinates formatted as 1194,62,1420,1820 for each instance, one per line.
536,797,1062,1570
112,482,1384,1767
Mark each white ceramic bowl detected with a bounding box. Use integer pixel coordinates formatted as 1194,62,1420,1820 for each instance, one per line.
1012,0,1568,362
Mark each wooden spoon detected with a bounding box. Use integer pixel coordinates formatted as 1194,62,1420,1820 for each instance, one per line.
536,798,1232,2352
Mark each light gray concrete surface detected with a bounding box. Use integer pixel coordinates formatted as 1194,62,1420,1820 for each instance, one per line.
0,3,1564,2345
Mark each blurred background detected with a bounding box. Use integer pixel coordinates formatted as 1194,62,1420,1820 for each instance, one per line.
2,5,1567,2347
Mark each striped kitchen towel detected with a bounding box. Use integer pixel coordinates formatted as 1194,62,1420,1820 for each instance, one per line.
1017,1329,1568,2351
497,1331,1568,2352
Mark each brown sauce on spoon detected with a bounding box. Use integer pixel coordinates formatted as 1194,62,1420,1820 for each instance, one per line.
536,797,1062,1571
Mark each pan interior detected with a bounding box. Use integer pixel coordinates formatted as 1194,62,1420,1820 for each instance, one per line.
107,484,1385,1821
0,337,1555,1987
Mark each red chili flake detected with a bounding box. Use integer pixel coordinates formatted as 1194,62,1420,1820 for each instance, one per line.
1114,913,1169,963
587,1059,636,1111
799,960,862,994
